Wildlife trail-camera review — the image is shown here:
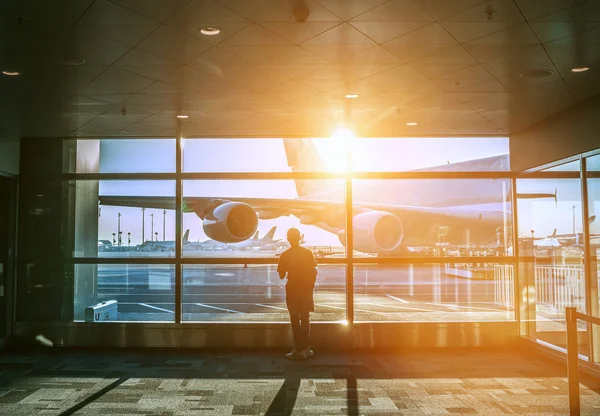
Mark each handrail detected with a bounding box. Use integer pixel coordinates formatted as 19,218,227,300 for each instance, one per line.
565,307,600,415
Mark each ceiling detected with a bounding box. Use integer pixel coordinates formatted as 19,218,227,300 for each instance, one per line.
1,0,599,138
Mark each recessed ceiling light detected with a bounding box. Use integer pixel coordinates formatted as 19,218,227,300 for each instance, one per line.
2,70,19,76
571,67,589,73
345,94,359,99
520,69,554,78
199,27,220,36
176,115,189,119
406,122,418,126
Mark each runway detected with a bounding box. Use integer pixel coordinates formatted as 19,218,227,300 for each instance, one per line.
92,264,515,322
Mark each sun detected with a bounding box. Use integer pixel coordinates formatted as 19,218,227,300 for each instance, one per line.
320,127,356,174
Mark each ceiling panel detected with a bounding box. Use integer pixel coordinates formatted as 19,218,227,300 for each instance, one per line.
350,21,431,43
259,0,342,22
316,0,390,21
382,23,459,63
261,21,340,44
516,0,594,21
110,0,191,22
350,0,434,22
137,25,212,63
79,67,155,95
1,0,599,137
416,0,489,20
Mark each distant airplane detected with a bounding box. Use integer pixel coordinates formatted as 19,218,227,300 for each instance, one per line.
100,140,558,256
226,226,280,250
533,228,600,247
137,229,190,252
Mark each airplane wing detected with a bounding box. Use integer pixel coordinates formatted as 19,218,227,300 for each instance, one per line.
99,195,505,233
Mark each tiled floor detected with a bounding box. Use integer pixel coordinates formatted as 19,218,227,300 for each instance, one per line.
0,348,599,415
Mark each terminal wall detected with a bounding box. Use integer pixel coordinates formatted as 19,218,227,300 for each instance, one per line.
510,94,600,171
0,138,19,176
16,139,101,321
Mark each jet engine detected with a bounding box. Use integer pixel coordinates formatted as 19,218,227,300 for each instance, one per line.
202,202,258,243
338,211,403,253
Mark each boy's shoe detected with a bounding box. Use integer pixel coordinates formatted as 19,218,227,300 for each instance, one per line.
285,349,307,361
304,348,315,358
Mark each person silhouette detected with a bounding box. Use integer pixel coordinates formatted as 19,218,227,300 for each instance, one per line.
277,228,317,360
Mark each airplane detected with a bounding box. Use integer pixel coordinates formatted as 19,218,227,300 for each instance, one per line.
226,226,280,250
100,139,559,256
533,228,600,247
137,229,190,252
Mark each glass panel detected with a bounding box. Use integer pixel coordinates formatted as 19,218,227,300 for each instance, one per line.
350,137,510,172
352,179,512,257
516,177,589,355
182,180,345,258
586,154,600,363
67,139,176,173
76,264,175,322
183,138,329,172
354,263,515,322
183,264,345,322
541,160,581,172
76,180,176,257
182,137,509,172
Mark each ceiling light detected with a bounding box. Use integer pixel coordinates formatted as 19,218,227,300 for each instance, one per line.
406,122,418,126
58,57,86,66
345,94,359,99
571,67,589,73
199,27,220,36
520,69,554,78
176,115,189,119
2,70,19,76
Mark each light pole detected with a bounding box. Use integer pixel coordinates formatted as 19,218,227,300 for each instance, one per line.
150,213,155,241
117,213,122,247
141,208,146,243
163,210,166,241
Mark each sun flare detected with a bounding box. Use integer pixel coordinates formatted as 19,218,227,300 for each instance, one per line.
323,127,356,174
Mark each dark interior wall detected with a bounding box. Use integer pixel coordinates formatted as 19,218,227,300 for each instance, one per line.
510,94,600,171
17,139,74,321
0,139,19,176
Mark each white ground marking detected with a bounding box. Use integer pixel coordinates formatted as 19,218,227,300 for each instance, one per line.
358,303,434,312
255,303,288,311
138,303,174,313
316,304,388,315
385,294,409,303
194,303,242,313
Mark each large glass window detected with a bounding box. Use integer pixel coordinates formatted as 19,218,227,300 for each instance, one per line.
182,264,346,322
73,180,176,258
76,264,175,322
182,137,509,173
354,263,514,321
68,139,176,173
59,135,519,325
351,179,512,258
517,174,589,354
182,180,344,258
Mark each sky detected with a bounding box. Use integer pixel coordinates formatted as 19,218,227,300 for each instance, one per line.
90,137,599,246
